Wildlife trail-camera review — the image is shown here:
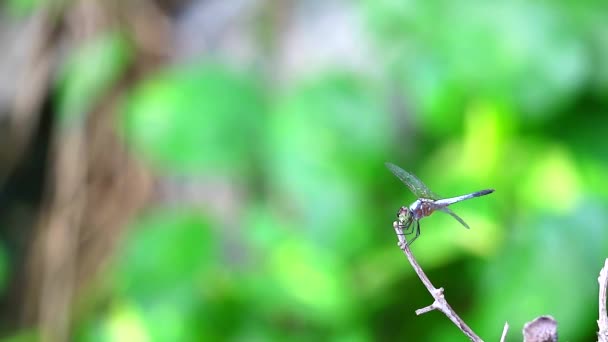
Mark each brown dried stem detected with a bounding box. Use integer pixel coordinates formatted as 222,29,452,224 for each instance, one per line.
393,221,483,342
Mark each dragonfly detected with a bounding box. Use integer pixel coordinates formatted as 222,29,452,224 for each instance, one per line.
386,162,494,246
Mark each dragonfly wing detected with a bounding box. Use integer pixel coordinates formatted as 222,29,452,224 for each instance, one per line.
385,162,439,199
439,207,470,229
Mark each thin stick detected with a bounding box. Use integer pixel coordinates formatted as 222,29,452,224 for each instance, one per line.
500,322,509,342
598,259,608,342
393,222,483,342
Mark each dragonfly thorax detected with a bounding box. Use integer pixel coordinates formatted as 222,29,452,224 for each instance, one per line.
409,198,439,220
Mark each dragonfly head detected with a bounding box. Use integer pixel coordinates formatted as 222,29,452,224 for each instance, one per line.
397,206,410,223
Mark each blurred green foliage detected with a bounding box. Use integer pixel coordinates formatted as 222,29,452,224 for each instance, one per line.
56,32,133,126
4,0,608,341
3,0,41,17
0,242,7,295
75,210,219,341
121,63,264,174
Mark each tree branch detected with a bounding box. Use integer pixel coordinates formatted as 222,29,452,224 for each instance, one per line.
393,221,484,342
598,259,608,342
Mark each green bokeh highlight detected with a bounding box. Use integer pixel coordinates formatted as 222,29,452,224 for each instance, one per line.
5,0,608,340
120,63,265,175
56,32,133,127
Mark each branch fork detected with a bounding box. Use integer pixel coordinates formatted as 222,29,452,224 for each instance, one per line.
393,221,508,342
392,217,608,341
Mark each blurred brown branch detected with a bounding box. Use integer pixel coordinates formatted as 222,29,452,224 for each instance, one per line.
4,0,172,340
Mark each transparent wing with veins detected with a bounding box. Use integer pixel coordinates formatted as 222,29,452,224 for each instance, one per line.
438,207,470,229
385,162,472,229
385,162,440,200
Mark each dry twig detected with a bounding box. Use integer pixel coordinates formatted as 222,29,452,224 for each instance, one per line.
598,259,608,342
500,322,509,342
393,221,484,342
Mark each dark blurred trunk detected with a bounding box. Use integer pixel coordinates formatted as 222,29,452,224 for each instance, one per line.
0,0,178,340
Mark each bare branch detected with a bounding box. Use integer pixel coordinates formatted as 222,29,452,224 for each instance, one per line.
598,259,608,342
393,222,483,342
500,322,509,342
416,301,439,315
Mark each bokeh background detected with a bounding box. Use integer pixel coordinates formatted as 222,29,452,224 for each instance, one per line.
0,0,607,341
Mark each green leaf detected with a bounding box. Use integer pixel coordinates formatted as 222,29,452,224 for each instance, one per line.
266,72,392,250
114,209,217,301
363,0,588,129
81,208,222,342
120,63,264,174
0,241,8,294
466,206,608,341
249,238,355,324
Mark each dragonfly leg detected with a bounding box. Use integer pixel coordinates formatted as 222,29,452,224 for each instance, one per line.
402,217,416,235
396,219,412,250
396,217,413,236
406,220,421,246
